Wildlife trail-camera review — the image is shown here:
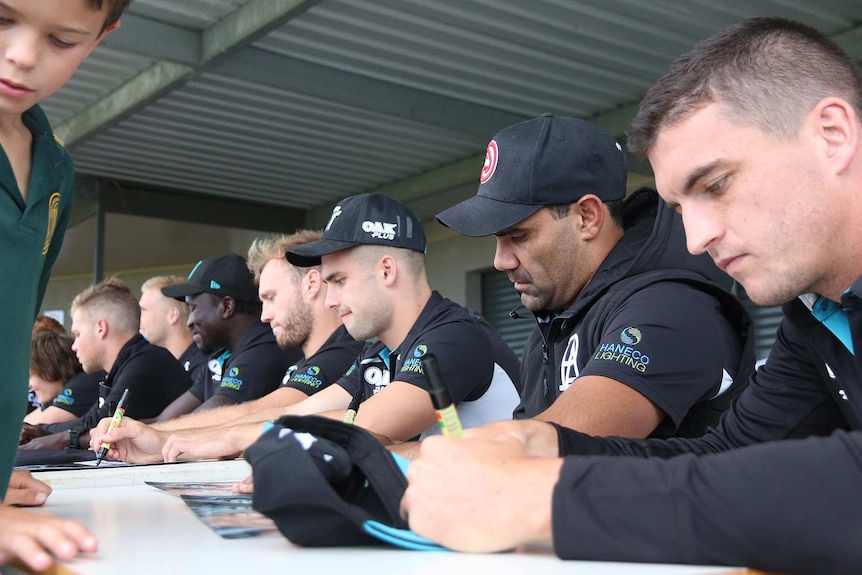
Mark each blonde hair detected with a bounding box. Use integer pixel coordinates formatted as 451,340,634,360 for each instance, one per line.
71,276,140,335
141,275,191,326
246,229,323,282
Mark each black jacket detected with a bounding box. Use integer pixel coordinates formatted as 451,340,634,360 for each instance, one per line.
516,188,754,438
550,274,862,574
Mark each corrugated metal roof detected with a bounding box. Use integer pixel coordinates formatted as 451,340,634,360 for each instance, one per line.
40,0,862,224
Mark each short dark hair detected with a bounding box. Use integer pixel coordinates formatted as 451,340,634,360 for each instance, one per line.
233,297,263,317
89,0,132,33
545,199,624,227
628,17,862,158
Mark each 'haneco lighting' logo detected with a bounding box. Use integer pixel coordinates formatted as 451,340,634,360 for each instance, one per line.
620,327,642,345
594,327,650,373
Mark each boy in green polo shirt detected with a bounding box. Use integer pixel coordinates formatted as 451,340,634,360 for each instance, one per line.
0,0,129,571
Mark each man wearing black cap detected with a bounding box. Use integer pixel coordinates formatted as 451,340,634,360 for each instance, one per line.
280,193,520,440
152,253,299,420
92,194,522,463
437,114,754,439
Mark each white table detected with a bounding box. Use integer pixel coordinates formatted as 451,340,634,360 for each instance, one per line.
10,460,750,575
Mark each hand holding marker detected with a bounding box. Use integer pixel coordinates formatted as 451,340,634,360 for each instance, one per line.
343,388,364,424
96,388,130,466
421,353,464,438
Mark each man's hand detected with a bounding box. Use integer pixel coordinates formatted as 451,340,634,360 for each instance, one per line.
463,419,561,458
17,431,68,451
88,418,167,464
19,423,50,445
0,506,97,571
4,471,51,507
161,424,255,462
401,434,562,552
232,474,254,495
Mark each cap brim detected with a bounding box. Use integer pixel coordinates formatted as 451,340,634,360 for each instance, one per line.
286,238,359,267
436,194,543,237
363,520,448,551
160,283,203,301
360,453,449,551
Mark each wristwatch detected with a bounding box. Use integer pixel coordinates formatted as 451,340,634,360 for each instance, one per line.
68,423,88,449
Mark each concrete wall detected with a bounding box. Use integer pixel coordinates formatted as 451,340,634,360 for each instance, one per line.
424,221,497,309
39,218,500,329
40,214,273,329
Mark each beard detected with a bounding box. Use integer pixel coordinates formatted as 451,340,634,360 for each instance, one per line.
275,299,313,350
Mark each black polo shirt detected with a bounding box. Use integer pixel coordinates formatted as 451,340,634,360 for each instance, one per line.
279,325,363,396
43,334,192,432
337,292,521,436
178,342,207,377
178,341,209,397
189,322,299,403
50,371,105,417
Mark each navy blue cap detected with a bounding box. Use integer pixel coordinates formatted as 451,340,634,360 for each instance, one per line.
436,114,627,236
287,193,427,267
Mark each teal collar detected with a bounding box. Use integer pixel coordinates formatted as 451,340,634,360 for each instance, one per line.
810,295,854,355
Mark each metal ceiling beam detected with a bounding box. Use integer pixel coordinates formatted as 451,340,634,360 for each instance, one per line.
97,182,306,233
212,48,527,137
303,102,653,227
55,61,194,145
203,0,324,63
56,0,322,147
61,10,862,228
319,21,862,221
100,13,200,65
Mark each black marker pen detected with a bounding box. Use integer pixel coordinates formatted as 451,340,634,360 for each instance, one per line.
422,353,463,438
343,388,364,424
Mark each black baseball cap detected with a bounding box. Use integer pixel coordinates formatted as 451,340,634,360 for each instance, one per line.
161,254,259,303
247,415,446,550
436,113,627,236
286,193,427,267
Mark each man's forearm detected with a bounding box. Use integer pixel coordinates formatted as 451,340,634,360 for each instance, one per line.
153,400,256,432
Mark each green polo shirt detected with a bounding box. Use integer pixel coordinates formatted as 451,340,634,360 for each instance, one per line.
0,105,73,494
